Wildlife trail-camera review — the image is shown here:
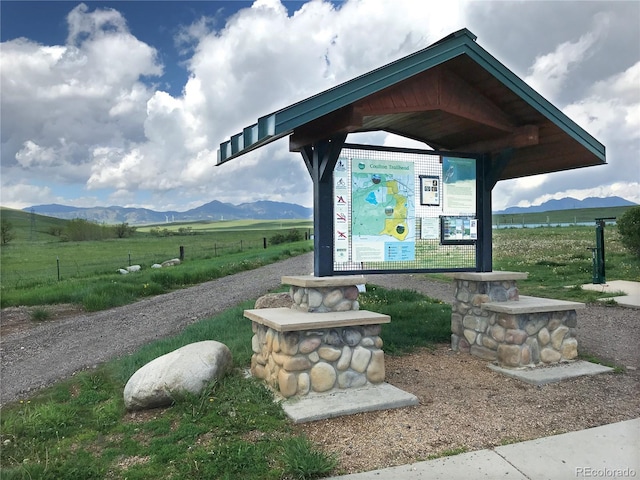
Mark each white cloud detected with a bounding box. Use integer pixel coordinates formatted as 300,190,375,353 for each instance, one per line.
0,184,55,209
524,12,610,102
0,3,162,187
1,0,638,213
563,61,640,141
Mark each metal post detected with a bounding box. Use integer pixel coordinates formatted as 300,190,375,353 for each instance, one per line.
592,217,615,284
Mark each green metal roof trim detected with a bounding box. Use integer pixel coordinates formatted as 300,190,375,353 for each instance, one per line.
217,28,605,165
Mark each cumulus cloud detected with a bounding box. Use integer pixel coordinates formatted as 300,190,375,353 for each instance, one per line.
1,3,162,200
1,0,638,213
524,12,610,102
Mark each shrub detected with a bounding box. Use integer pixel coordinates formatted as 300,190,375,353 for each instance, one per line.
269,229,303,245
1,218,15,244
617,206,640,258
113,222,136,238
65,219,112,241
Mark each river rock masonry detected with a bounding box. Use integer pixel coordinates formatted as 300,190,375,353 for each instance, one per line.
244,275,391,398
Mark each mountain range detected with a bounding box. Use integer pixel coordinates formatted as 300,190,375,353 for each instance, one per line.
25,200,313,225
23,196,636,225
493,196,636,215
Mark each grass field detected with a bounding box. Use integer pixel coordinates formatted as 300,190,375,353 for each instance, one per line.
491,224,639,301
1,206,638,309
0,286,449,479
1,209,314,309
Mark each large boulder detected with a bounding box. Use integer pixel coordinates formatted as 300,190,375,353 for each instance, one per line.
124,341,232,411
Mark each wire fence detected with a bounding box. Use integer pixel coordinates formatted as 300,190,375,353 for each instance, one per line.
1,236,301,288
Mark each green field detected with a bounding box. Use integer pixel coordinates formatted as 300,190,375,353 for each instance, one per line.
1,208,312,285
492,206,633,227
2,206,639,310
0,209,314,309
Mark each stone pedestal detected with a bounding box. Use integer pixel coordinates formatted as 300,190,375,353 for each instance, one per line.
245,275,391,398
282,275,365,312
451,272,585,368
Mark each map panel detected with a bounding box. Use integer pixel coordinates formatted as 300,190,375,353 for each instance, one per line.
350,158,415,262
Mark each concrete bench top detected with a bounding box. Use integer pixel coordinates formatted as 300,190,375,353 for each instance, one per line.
281,275,367,288
244,308,390,332
481,295,585,314
451,271,528,281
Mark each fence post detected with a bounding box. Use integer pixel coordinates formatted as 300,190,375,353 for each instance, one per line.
57,256,60,281
263,237,267,249
240,240,243,251
179,245,185,261
128,251,131,266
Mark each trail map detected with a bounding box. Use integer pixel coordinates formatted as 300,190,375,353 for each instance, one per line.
350,159,415,261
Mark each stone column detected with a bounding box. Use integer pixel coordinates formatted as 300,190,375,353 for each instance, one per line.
450,272,526,358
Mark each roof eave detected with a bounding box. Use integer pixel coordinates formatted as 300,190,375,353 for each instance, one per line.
217,30,478,164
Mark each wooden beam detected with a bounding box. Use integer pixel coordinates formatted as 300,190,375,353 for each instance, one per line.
289,106,362,152
456,125,539,153
355,66,517,133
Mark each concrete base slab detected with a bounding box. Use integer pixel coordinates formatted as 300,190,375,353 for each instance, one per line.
281,383,418,424
488,360,614,386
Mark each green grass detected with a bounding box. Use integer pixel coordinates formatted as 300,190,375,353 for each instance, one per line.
0,286,444,479
491,226,639,302
29,308,51,322
426,446,468,459
359,286,451,354
1,241,313,309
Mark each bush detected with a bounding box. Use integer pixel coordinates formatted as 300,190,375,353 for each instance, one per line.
269,229,303,245
65,219,112,241
617,206,640,258
113,222,136,238
1,218,15,244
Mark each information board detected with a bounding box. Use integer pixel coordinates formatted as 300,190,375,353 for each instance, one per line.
333,144,478,273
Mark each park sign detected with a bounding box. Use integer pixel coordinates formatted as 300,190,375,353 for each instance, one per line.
217,29,605,276
332,144,479,274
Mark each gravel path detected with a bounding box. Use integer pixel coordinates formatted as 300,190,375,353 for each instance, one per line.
1,252,638,407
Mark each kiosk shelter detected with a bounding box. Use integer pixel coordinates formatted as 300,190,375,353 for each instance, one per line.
217,29,606,414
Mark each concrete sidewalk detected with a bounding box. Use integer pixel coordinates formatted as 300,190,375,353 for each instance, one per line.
580,280,640,309
325,418,640,480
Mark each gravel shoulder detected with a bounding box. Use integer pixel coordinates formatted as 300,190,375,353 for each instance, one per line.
1,253,638,474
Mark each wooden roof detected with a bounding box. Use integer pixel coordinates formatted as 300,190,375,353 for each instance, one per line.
218,29,605,180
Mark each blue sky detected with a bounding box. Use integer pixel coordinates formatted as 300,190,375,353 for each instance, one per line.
1,0,639,212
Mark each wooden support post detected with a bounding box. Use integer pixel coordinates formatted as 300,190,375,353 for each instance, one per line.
301,134,347,277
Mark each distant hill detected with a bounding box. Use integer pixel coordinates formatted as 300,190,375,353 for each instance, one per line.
24,200,313,225
494,196,637,215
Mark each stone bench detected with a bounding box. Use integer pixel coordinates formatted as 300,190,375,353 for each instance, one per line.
451,272,585,368
245,275,391,398
246,308,390,397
